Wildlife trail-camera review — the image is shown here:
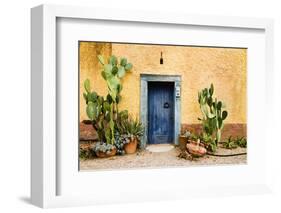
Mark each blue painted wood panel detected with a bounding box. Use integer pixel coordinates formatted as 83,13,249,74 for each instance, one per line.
148,82,174,144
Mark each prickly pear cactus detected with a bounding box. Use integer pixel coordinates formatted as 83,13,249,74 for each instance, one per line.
83,55,133,145
198,83,228,151
98,55,133,102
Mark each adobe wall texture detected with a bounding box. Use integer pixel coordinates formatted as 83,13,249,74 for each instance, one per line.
79,123,247,142
79,42,247,136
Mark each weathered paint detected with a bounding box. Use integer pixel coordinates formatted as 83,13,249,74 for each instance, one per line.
140,74,181,147
79,42,247,127
148,82,174,144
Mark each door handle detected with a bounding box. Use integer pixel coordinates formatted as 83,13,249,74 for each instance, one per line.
164,102,169,108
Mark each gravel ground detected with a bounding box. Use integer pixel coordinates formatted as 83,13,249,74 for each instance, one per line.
80,145,247,171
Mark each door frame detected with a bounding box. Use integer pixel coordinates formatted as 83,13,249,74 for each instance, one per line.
140,74,181,149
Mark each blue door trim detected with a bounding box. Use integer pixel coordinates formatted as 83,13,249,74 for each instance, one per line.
140,74,181,149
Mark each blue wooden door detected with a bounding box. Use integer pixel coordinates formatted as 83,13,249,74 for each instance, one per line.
148,82,174,144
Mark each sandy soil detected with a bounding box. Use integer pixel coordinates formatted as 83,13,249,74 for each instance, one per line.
80,146,247,171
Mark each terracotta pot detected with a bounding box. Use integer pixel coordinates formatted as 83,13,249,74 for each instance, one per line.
179,135,188,150
124,138,138,154
95,147,117,158
186,139,207,157
189,139,205,147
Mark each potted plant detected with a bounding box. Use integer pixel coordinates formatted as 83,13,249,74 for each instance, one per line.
178,130,191,150
124,135,138,154
186,138,207,157
93,142,116,158
117,117,144,154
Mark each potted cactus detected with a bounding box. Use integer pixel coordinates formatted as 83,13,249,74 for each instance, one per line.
178,130,191,151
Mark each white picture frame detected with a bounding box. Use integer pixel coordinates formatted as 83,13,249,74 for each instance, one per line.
31,4,274,208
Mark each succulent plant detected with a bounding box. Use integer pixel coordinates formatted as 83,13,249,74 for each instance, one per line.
113,115,144,154
198,83,228,152
116,116,144,141
222,136,238,149
114,133,130,155
236,137,247,148
93,142,116,154
83,55,133,145
98,55,133,102
222,136,247,149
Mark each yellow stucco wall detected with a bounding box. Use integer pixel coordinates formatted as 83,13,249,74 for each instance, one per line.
79,42,112,121
79,42,247,124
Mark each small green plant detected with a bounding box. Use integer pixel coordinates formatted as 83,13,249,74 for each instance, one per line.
222,136,247,149
198,132,217,152
79,147,94,160
198,83,228,152
236,137,247,148
117,116,144,141
222,136,238,149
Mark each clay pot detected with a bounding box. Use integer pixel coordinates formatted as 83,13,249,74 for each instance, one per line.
124,138,138,154
179,135,188,151
95,147,117,158
186,139,207,157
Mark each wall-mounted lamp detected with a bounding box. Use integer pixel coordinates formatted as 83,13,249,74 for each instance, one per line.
160,51,164,64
